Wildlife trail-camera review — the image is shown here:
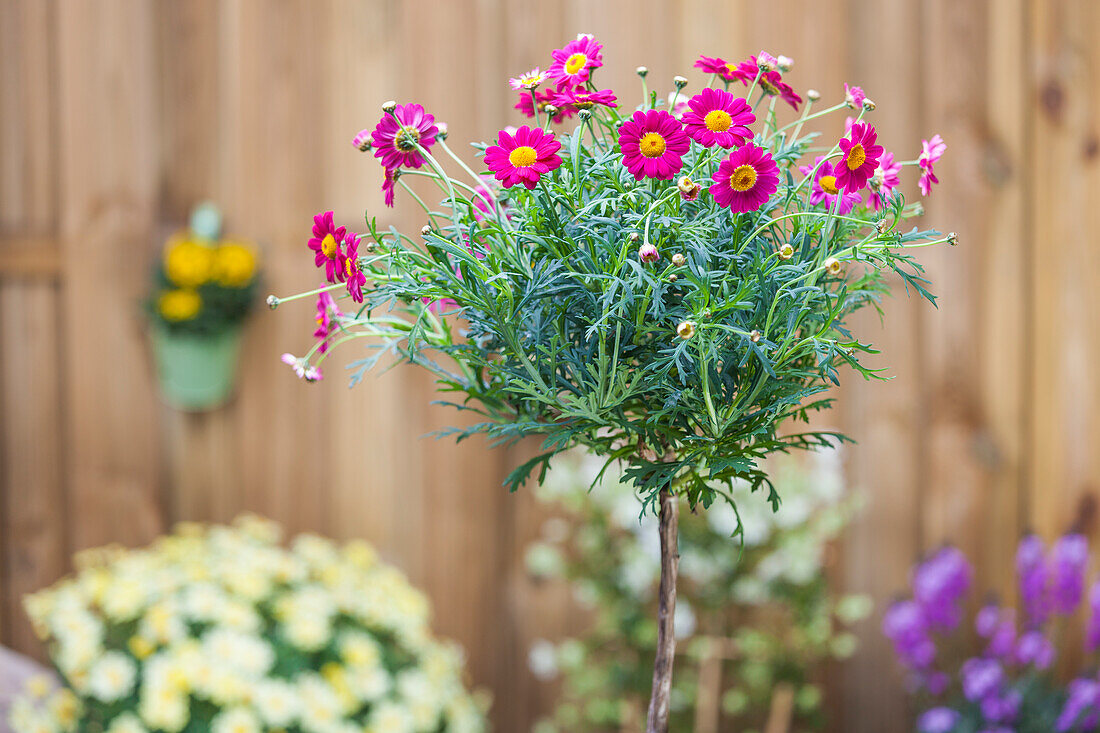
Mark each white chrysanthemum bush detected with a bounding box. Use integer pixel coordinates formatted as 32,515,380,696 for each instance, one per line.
9,516,487,733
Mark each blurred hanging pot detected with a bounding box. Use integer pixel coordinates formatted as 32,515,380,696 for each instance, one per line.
149,324,243,411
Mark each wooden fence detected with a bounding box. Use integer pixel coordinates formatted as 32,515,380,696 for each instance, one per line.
1,1,1098,730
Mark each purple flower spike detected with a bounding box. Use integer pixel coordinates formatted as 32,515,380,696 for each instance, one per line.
917,707,960,733
1087,581,1100,652
961,657,1003,703
1051,533,1089,615
1017,534,1050,625
1057,678,1100,732
1015,629,1055,670
914,547,972,631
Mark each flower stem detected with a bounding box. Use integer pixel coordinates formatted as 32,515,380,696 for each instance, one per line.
645,487,680,733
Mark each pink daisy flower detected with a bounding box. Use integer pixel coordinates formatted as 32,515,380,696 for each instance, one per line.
868,151,902,210
308,211,347,283
618,110,691,181
371,103,440,170
918,134,946,196
681,88,755,148
835,122,884,193
728,55,802,111
342,233,366,303
844,83,866,109
484,126,563,189
510,67,545,90
313,291,341,354
547,34,603,86
799,157,863,214
710,143,779,213
694,55,740,83
550,86,618,112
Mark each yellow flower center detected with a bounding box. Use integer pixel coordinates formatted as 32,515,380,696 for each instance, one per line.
729,164,757,192
846,143,866,170
704,109,733,133
508,145,538,167
321,233,338,259
345,256,355,276
639,132,667,158
725,63,737,74
565,53,587,75
394,126,420,151
819,175,839,195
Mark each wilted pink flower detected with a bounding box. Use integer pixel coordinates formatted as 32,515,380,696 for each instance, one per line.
550,86,618,112
342,233,366,303
710,143,779,213
618,110,690,181
638,243,659,263
868,151,902,210
681,88,755,148
844,83,866,109
484,126,563,189
371,103,440,170
835,122,884,193
352,128,371,151
313,291,340,354
281,353,322,382
918,134,946,196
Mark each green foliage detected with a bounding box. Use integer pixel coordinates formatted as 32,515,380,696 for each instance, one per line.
320,82,946,519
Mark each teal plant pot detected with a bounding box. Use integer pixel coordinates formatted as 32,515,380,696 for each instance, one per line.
150,325,242,411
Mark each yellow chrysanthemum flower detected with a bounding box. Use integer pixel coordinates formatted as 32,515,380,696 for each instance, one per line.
158,289,202,322
212,240,258,287
163,234,216,288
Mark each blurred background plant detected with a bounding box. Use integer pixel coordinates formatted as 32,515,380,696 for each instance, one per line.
145,203,260,337
524,449,870,733
8,516,487,733
884,533,1100,733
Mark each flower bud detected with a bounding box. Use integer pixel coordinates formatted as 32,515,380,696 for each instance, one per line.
436,122,450,140
543,104,559,117
352,129,372,151
639,243,660,263
577,108,593,121
677,176,701,201
807,89,821,102
750,329,762,343
778,243,794,260
824,257,843,276
668,274,678,282
636,66,649,78
381,100,397,114
777,55,794,72
676,321,695,339
875,219,889,234
862,98,876,111
757,52,777,72
671,253,686,267
947,232,959,246
628,232,640,242
266,294,280,310
673,75,688,89
421,224,433,236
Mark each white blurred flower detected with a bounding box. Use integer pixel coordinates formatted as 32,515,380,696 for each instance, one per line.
527,639,559,680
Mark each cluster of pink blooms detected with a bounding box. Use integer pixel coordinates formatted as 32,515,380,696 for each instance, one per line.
285,36,950,381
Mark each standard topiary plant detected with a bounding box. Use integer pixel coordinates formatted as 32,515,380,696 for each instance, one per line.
271,39,952,733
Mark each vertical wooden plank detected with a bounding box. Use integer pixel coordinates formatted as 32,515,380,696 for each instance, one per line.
0,282,68,658
1027,0,1100,674
919,0,1027,598
56,0,165,549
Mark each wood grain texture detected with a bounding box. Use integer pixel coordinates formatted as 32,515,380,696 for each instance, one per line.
0,1,1096,730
